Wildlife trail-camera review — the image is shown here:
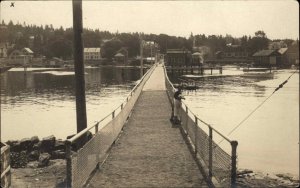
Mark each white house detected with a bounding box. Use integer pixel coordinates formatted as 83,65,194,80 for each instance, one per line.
84,48,101,60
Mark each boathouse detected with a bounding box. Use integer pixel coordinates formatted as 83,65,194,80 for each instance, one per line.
166,49,191,66
252,49,281,67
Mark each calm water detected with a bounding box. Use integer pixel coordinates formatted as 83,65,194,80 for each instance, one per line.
169,67,299,177
1,66,141,141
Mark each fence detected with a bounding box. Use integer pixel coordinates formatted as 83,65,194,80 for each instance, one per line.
1,142,11,188
65,64,156,188
164,65,238,187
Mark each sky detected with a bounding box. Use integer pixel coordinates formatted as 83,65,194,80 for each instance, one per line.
0,0,299,40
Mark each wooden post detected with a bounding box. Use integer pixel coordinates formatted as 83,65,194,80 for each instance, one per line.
231,141,238,188
112,111,115,119
194,116,198,155
209,127,213,179
185,106,188,132
72,0,87,134
220,67,223,74
210,67,213,75
65,140,72,188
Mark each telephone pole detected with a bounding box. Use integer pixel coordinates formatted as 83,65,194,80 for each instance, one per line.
72,0,87,133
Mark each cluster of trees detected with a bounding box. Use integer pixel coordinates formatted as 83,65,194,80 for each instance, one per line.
0,20,296,60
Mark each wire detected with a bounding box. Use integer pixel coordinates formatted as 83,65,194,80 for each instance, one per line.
218,70,298,145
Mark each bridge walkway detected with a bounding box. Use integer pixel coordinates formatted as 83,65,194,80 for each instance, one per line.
86,64,208,187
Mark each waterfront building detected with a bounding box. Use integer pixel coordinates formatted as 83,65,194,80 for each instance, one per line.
166,49,191,66
252,49,281,67
84,48,101,61
8,48,34,66
286,42,299,66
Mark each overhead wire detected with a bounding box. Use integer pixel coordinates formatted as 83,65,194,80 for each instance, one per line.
218,70,298,145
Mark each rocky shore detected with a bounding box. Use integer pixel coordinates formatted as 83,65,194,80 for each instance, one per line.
4,135,300,188
6,135,66,169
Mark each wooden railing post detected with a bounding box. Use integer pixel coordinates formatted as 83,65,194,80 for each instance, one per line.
194,116,198,155
65,140,72,188
121,103,123,110
112,111,115,119
185,106,189,131
231,141,238,188
209,127,213,179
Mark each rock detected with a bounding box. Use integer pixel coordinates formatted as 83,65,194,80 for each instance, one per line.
33,141,42,150
41,135,56,153
28,150,40,161
27,161,39,168
54,139,65,151
38,153,51,167
20,138,33,151
31,136,40,145
10,151,28,168
51,150,66,159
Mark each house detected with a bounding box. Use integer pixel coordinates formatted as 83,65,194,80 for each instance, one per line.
166,49,191,66
277,48,289,67
252,49,281,67
84,48,101,61
8,48,34,66
286,43,299,66
114,53,125,63
0,43,8,58
223,45,249,59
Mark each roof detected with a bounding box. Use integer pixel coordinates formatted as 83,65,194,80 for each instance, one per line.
115,53,124,57
23,48,34,54
253,50,277,57
84,48,101,53
192,52,201,56
277,48,288,55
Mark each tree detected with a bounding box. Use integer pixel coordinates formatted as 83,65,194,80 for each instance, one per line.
101,38,123,59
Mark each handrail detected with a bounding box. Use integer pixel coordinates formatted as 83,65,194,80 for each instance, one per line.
67,64,156,144
163,64,232,143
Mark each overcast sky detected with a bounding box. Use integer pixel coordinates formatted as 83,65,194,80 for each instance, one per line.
1,0,299,39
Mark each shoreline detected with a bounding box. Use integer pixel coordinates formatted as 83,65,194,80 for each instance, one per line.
3,136,299,187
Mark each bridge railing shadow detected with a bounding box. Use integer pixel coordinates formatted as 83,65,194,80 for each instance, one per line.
164,65,238,188
64,64,157,188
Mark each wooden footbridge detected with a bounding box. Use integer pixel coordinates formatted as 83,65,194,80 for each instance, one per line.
65,63,238,188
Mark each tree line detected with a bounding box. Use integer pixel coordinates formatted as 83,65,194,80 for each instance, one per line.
0,20,296,60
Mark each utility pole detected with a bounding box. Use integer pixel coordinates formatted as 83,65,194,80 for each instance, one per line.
72,0,87,134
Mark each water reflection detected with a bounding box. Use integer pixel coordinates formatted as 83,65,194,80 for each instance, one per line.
1,67,140,141
168,68,299,176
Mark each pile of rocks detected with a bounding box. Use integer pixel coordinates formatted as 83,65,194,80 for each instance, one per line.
6,135,66,168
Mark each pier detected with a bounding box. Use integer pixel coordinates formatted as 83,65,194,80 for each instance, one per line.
65,63,237,188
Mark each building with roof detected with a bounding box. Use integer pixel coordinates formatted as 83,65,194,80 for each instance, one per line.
8,48,34,66
84,48,101,61
286,43,299,66
252,49,281,67
166,49,191,66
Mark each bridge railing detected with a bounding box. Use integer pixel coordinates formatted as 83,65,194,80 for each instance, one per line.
65,64,156,188
164,65,238,188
